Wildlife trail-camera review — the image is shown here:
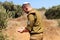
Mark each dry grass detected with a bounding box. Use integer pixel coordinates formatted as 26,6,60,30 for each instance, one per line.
1,14,60,40
43,20,60,40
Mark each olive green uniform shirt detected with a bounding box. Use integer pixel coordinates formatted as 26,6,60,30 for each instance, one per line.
27,9,44,33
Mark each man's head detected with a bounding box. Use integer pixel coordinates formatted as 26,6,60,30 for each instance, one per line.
22,2,32,13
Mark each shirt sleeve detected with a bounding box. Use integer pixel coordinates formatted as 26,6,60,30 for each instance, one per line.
28,14,35,27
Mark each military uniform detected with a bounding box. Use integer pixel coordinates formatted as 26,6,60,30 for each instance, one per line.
26,9,44,40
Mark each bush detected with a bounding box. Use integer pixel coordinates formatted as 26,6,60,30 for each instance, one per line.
0,5,8,30
45,5,60,19
0,1,23,30
0,31,5,40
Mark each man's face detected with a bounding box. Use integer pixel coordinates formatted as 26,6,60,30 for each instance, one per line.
22,5,31,13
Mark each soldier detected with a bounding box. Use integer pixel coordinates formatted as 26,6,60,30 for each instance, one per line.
18,2,44,40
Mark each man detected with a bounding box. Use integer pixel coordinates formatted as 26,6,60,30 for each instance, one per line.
18,2,44,40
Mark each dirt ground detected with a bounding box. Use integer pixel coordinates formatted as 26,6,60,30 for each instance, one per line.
43,20,60,40
2,15,60,40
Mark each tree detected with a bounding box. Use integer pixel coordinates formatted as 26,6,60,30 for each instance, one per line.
0,1,23,30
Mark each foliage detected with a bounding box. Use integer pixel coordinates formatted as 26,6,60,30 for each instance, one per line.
2,1,23,18
0,31,5,40
0,1,23,30
45,5,60,19
0,5,7,30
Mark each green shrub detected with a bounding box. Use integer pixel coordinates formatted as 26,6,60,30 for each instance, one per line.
45,5,60,19
0,31,5,40
0,5,8,30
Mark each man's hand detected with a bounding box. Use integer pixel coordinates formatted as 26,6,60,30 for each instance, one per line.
17,27,29,33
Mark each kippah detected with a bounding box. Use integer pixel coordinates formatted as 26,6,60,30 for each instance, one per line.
23,2,29,4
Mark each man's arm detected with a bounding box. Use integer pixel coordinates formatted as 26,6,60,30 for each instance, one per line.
17,14,35,33
28,14,35,27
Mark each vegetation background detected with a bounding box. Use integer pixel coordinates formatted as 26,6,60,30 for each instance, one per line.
0,1,60,40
